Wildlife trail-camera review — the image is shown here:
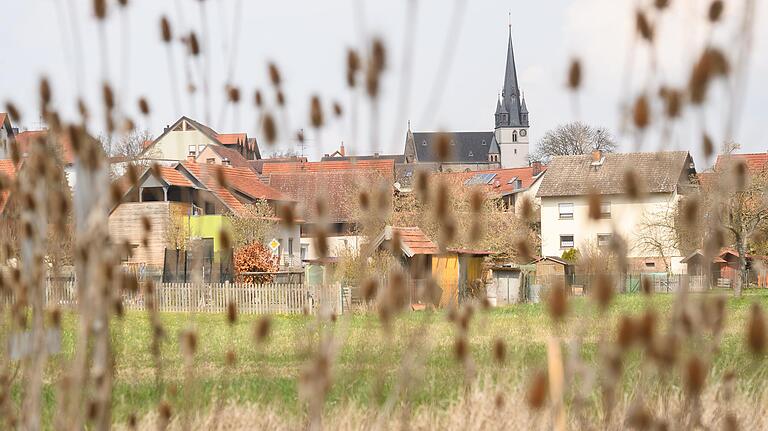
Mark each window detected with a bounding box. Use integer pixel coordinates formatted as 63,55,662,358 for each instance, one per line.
422,140,427,146
600,201,611,219
558,203,574,220
560,235,575,249
300,244,308,260
482,139,487,145
514,149,518,154
188,144,197,156
468,151,474,157
512,130,518,142
288,238,294,257
645,261,656,269
597,234,612,247
206,158,215,164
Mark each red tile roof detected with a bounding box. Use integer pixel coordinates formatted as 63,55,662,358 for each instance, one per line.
268,170,390,223
15,129,79,165
393,226,440,255
0,113,7,127
180,162,292,217
216,133,247,145
158,166,195,187
438,165,546,196
0,160,18,214
262,159,395,179
715,153,768,174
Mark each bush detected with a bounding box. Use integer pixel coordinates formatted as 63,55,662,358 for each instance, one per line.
233,242,279,283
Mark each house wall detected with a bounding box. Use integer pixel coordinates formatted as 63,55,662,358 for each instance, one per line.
439,162,502,172
196,146,225,165
186,215,228,253
109,201,191,267
540,192,685,271
301,234,363,261
150,128,216,161
0,125,9,159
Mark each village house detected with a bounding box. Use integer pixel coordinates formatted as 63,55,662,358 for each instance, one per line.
536,150,697,273
262,159,395,261
139,116,260,163
110,161,298,271
437,162,546,213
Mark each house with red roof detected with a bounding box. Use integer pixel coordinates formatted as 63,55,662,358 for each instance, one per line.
110,161,298,269
262,159,395,261
437,162,546,213
140,116,260,163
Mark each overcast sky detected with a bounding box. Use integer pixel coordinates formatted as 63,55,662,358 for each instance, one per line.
1,0,766,168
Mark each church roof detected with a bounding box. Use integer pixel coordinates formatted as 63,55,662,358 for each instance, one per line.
410,131,496,164
495,27,528,128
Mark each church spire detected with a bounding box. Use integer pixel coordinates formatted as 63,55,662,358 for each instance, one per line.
494,21,526,129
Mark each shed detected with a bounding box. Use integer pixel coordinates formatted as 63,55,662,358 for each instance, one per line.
533,256,573,287
367,226,493,307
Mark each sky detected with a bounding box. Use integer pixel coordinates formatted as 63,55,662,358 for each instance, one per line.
1,0,766,169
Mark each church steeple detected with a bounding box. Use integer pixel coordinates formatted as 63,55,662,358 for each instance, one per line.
495,24,526,129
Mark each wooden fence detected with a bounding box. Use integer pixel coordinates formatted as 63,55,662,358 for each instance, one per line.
42,281,343,315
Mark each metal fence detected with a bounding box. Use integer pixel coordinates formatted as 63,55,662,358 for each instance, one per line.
39,281,343,315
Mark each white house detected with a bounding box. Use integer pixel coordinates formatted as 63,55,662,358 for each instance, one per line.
140,116,260,163
536,150,697,273
0,113,15,160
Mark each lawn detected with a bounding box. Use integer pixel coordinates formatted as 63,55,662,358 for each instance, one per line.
22,289,768,426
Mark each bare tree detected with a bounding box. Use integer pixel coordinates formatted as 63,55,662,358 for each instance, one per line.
713,159,768,297
532,121,616,162
635,206,682,274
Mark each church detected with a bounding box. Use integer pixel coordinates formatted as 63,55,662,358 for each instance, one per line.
402,27,530,172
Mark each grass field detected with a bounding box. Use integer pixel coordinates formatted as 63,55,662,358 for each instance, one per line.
21,289,768,427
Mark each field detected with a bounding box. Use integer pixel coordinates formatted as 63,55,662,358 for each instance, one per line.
19,289,768,429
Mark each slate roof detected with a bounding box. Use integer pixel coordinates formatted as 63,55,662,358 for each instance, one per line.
267,170,390,223
536,151,692,198
412,131,496,163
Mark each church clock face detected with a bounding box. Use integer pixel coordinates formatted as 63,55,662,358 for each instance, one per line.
520,129,527,137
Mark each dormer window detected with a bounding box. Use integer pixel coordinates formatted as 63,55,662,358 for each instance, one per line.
468,151,474,157
422,140,427,146
482,139,487,145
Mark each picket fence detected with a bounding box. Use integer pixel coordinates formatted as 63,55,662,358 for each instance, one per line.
43,281,343,315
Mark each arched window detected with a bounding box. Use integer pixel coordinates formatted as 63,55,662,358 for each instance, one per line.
512,130,518,142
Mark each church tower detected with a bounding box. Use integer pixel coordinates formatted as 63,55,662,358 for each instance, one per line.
494,25,530,168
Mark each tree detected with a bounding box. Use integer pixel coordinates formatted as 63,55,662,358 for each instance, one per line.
712,159,768,297
102,130,157,179
635,204,692,274
226,201,278,248
532,121,616,162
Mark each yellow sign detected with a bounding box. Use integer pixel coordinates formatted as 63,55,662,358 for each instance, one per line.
268,239,280,252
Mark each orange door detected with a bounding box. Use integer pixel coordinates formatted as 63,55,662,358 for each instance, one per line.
432,254,459,307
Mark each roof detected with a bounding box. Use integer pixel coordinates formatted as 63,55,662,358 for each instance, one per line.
495,28,527,128
261,159,395,179
320,153,406,163
180,162,291,216
534,256,570,266
392,227,440,255
14,129,97,165
680,248,763,264
437,165,546,196
0,160,18,214
216,133,247,145
142,116,259,157
715,153,768,174
536,151,692,198
200,145,252,168
267,170,390,223
158,166,195,187
410,131,496,163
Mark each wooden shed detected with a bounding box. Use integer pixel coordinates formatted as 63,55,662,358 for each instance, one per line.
533,256,573,287
368,226,493,307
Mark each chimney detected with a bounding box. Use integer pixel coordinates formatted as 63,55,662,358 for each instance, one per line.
532,161,542,176
164,124,170,133
222,158,231,167
591,149,602,162
339,142,345,156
